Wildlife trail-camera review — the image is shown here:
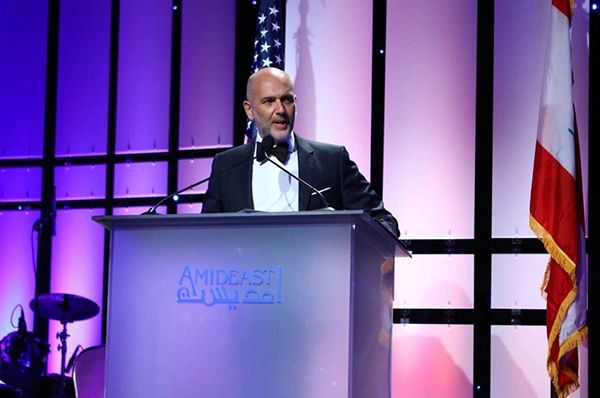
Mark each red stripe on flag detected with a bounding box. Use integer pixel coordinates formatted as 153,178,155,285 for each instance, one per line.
552,0,572,19
530,142,578,266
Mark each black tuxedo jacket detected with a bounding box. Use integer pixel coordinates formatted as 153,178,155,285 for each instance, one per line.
201,134,399,237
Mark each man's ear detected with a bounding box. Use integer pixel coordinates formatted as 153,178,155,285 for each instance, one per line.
243,100,254,120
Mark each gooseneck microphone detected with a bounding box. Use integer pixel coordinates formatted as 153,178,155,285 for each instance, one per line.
260,135,334,211
17,307,27,335
142,175,212,215
142,154,259,215
142,135,334,214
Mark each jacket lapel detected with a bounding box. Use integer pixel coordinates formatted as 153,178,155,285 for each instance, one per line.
296,134,317,211
234,143,255,210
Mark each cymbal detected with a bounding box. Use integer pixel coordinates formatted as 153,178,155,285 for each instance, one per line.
29,293,99,323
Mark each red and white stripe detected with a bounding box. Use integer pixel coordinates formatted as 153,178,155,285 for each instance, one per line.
529,1,587,397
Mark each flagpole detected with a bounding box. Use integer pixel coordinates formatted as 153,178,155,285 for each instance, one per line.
587,2,599,397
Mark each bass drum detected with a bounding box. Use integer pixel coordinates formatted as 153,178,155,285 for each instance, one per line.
0,331,50,388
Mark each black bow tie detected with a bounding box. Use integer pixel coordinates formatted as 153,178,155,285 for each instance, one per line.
258,141,289,164
270,143,290,163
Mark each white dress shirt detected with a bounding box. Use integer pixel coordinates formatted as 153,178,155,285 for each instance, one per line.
252,134,299,212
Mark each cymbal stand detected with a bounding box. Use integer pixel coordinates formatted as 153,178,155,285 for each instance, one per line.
56,321,69,398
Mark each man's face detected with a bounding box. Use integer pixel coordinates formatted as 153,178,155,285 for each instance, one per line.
244,70,296,143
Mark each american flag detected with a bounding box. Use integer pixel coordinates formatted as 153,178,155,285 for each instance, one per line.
246,0,285,142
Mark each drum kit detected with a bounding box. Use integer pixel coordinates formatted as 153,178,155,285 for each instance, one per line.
0,293,99,398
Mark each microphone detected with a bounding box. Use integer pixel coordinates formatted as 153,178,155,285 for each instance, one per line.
17,307,27,335
32,186,56,234
142,153,260,215
260,135,334,211
142,175,213,215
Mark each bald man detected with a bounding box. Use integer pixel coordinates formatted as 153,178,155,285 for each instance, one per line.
201,67,399,237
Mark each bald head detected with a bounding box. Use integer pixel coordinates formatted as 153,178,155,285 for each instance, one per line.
246,67,294,101
243,68,297,142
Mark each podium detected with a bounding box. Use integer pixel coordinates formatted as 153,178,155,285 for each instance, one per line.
95,211,409,398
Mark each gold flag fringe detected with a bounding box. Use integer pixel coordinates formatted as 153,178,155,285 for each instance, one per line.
530,214,587,398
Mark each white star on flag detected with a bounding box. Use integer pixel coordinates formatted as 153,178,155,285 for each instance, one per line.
260,42,271,53
246,0,285,143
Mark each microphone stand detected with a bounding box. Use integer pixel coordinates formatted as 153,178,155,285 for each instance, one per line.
260,145,334,211
142,153,261,215
142,137,333,215
141,176,211,215
57,321,69,398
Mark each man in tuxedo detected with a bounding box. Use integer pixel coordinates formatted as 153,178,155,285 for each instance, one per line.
201,67,399,237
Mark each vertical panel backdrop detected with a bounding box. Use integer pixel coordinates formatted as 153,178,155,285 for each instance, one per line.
0,0,593,397
0,0,48,359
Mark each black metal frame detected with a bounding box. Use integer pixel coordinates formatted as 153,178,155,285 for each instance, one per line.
32,0,60,343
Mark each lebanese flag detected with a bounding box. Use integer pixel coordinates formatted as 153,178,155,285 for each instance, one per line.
529,1,588,397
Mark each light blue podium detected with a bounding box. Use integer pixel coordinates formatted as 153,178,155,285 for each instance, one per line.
95,211,409,398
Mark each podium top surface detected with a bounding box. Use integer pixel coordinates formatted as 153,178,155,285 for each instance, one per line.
93,210,410,257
